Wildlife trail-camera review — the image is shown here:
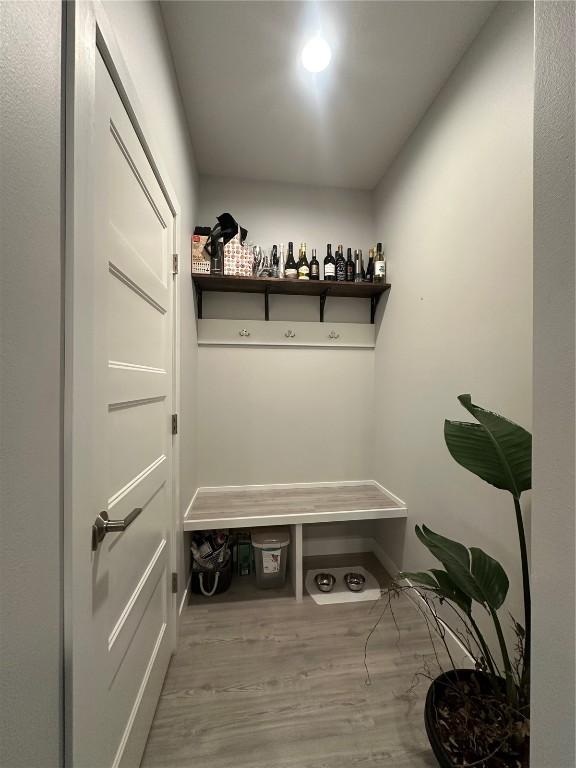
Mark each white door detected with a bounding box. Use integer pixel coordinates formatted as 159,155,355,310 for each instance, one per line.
68,49,176,767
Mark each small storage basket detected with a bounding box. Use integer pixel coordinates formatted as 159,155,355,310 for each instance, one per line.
251,527,290,589
190,531,232,597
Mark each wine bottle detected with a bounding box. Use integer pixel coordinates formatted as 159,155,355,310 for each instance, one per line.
310,248,320,280
365,248,375,282
336,244,346,282
374,242,386,283
279,243,285,278
345,248,355,282
324,244,336,281
297,242,310,280
354,249,363,283
284,242,298,279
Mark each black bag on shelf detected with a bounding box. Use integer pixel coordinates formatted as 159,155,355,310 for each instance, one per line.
203,212,247,259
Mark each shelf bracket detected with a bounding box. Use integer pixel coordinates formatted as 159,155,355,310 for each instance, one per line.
196,285,203,319
370,294,381,324
319,290,328,322
264,286,270,321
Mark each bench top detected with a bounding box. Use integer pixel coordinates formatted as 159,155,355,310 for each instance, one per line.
183,482,407,531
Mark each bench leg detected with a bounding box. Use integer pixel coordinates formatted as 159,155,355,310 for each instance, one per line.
289,524,303,602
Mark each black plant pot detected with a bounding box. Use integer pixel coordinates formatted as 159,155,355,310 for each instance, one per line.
425,669,505,768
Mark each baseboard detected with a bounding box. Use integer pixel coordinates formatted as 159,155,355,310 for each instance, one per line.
370,537,401,576
197,479,378,493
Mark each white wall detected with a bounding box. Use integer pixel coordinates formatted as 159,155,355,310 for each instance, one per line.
199,176,376,323
0,2,63,765
532,2,575,764
102,0,199,601
199,176,375,255
196,177,376,486
371,0,533,644
197,346,374,486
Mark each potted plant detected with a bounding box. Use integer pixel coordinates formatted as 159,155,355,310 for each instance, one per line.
376,396,531,767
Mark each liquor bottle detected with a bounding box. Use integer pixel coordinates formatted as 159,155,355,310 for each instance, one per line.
310,248,320,280
365,248,375,282
345,248,355,282
354,249,363,283
335,244,346,282
374,242,386,283
279,243,285,278
284,241,298,279
271,245,279,278
324,244,336,281
297,242,310,280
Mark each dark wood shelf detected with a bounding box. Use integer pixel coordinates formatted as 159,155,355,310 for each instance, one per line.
191,274,390,323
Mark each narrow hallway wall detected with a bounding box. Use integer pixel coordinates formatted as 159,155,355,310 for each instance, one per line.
371,1,533,640
532,1,575,763
0,3,63,765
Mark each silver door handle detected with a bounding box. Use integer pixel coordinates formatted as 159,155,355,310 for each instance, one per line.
92,508,142,551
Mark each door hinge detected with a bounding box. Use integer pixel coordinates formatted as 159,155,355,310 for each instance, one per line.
171,413,178,435
171,572,178,594
172,254,179,275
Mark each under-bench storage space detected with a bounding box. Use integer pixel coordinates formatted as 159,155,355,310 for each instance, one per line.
185,481,407,602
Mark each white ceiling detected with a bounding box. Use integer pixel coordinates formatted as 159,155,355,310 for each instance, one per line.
161,1,496,190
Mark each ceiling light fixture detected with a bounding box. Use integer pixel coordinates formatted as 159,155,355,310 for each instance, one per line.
301,36,332,73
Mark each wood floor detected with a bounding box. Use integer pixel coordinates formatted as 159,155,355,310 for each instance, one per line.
142,554,443,768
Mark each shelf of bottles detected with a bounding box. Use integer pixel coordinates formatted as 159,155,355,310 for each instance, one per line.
192,242,391,324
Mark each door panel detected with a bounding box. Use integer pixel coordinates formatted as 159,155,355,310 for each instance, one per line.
108,231,169,311
107,540,168,685
108,399,167,494
108,277,167,368
71,49,175,768
108,366,169,409
109,568,170,768
107,119,169,284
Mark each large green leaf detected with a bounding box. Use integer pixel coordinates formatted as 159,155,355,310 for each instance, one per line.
470,547,509,610
444,394,532,499
414,526,510,611
397,571,439,589
430,568,472,615
398,568,472,615
416,525,485,603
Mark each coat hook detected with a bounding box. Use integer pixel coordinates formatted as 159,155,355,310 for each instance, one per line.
239,329,250,337
285,330,296,338
328,331,340,339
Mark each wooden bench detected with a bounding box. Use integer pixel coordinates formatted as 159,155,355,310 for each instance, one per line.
184,481,407,601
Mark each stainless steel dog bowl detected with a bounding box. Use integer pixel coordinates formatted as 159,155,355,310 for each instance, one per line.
315,572,336,593
344,572,366,592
